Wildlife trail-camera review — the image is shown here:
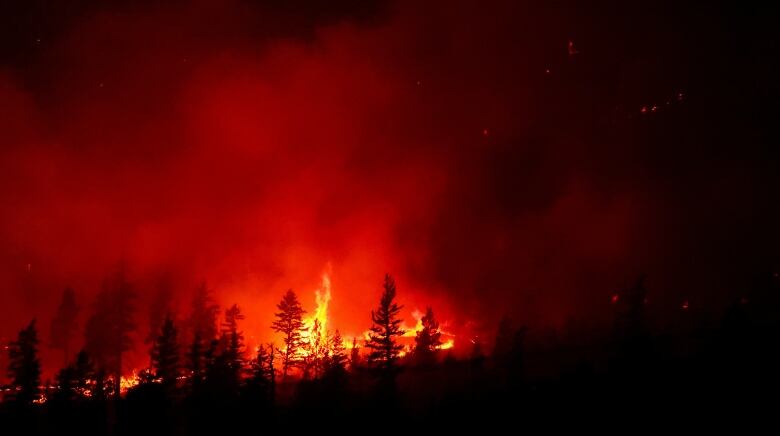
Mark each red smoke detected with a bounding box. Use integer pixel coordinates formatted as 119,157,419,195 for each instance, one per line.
0,1,648,376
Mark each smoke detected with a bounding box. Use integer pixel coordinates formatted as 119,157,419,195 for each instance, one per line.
1,0,778,374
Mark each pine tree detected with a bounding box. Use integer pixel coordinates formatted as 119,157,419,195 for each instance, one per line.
350,337,361,370
188,281,219,344
271,289,306,379
365,274,405,374
84,265,137,396
301,319,328,379
151,313,180,392
413,307,443,365
327,330,348,375
248,344,275,404
221,304,245,379
267,344,276,404
55,364,78,402
50,287,79,366
54,350,95,403
188,331,206,388
7,320,42,404
73,350,95,398
146,275,173,344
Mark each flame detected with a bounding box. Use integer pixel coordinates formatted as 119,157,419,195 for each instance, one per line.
300,271,332,350
119,371,141,394
398,309,456,351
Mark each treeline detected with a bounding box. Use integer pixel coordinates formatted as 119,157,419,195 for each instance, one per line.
2,272,779,433
1,272,448,406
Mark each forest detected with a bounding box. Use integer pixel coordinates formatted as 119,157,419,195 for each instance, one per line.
2,268,779,434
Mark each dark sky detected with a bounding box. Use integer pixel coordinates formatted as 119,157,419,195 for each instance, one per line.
1,0,779,367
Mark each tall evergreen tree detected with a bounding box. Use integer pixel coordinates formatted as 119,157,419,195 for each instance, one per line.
188,281,219,344
54,350,94,403
350,337,361,370
301,319,328,379
327,330,348,375
188,331,206,388
413,307,443,365
151,313,180,392
84,265,137,396
365,274,405,374
146,275,173,345
267,344,276,404
7,320,42,404
50,287,79,366
220,304,245,378
271,289,306,379
73,350,95,398
248,344,275,404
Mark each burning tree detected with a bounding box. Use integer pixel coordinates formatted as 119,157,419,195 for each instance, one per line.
84,266,137,396
151,313,180,392
49,287,79,366
271,289,307,379
365,274,405,374
6,320,42,404
413,307,443,365
301,319,330,379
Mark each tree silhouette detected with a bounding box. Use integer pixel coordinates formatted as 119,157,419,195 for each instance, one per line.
188,281,220,345
248,343,275,404
146,275,173,345
271,289,306,379
301,319,329,379
50,287,79,366
188,331,206,389
151,313,180,393
6,319,42,404
84,266,137,396
54,350,95,403
267,344,276,404
326,330,348,375
350,337,361,370
220,304,245,379
413,307,443,365
365,274,405,374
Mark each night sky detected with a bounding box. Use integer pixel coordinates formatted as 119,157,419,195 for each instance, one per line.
1,1,779,372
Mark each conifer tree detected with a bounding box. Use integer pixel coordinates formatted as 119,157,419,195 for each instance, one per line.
365,274,405,374
7,320,42,404
188,281,219,344
413,307,443,365
327,330,348,375
50,287,79,366
350,337,361,370
271,289,306,379
151,313,180,392
188,331,206,388
84,265,137,396
221,304,245,379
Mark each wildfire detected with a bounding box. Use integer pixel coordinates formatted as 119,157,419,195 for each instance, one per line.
400,309,456,351
301,271,332,346
119,371,141,394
